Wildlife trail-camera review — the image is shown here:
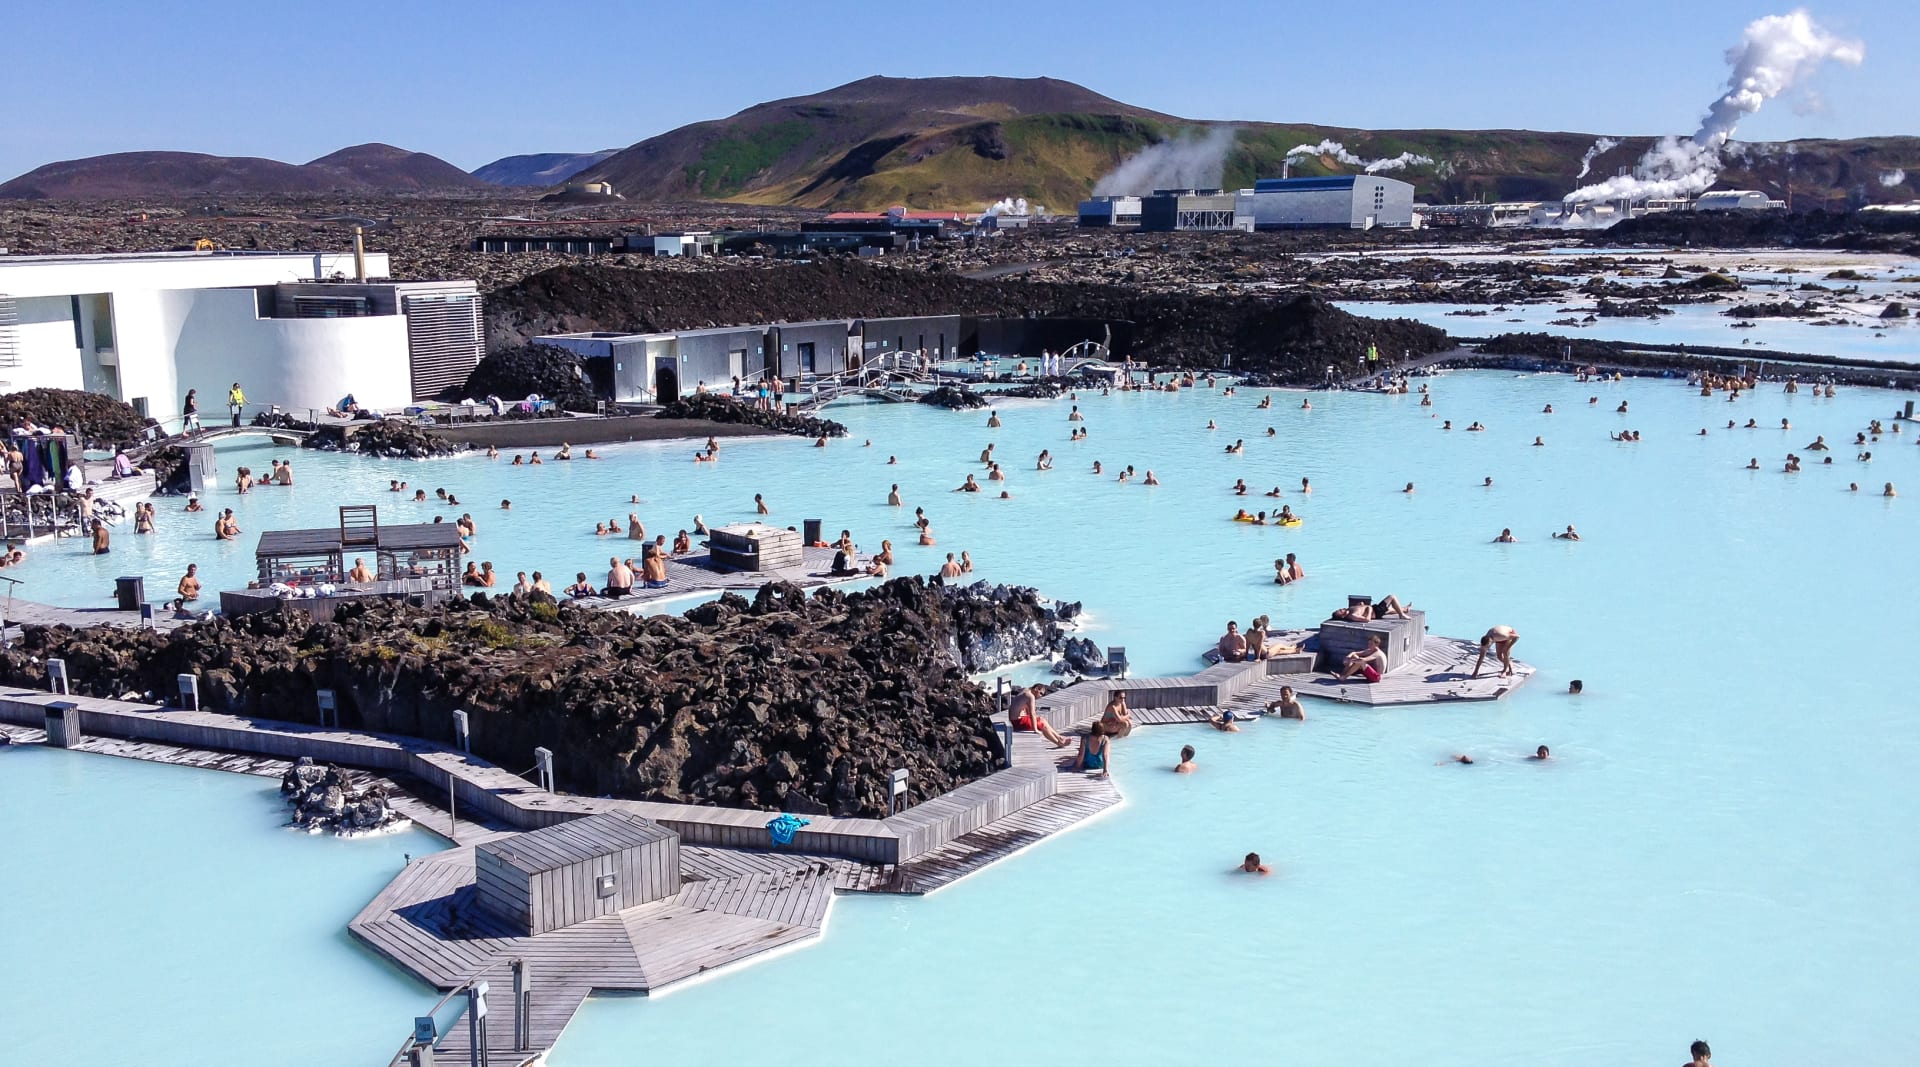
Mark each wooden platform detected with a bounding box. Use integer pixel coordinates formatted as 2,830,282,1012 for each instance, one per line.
1249,633,1533,706
351,842,884,1064
576,546,870,611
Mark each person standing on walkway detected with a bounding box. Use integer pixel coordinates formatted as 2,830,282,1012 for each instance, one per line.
182,389,201,433
227,382,246,427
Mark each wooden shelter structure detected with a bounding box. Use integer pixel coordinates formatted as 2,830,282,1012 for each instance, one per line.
251,505,462,593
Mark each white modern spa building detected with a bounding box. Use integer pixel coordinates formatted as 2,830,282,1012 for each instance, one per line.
0,250,484,426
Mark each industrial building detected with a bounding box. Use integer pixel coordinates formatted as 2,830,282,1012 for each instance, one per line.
1691,190,1784,211
0,250,483,425
1236,176,1417,230
1139,190,1249,232
538,314,1127,404
470,232,720,256
1077,196,1143,228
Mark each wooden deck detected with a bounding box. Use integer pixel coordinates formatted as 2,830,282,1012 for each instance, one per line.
351,842,886,1064
1245,632,1534,706
576,545,871,611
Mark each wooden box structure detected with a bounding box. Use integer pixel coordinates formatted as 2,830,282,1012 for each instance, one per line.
475,813,680,935
251,505,462,595
707,522,803,572
1317,610,1426,674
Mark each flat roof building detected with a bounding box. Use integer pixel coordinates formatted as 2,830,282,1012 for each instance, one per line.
0,250,482,425
1139,190,1250,232
1077,196,1143,228
1236,176,1416,230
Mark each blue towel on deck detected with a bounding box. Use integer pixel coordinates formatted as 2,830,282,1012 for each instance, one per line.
767,813,811,846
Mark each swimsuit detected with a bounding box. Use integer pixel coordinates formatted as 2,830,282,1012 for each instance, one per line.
1082,743,1105,771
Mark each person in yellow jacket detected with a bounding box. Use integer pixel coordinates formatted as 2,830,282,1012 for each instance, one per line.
227,382,246,427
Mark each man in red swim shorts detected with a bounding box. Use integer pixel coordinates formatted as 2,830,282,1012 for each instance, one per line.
1336,635,1388,683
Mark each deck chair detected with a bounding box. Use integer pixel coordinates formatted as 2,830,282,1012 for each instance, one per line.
1107,646,1129,679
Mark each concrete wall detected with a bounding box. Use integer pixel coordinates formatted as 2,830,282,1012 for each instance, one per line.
769,321,853,377
162,288,414,420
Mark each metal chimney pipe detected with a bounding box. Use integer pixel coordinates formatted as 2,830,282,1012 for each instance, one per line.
352,225,367,283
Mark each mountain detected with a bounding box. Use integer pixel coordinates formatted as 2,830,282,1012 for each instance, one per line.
472,150,618,186
0,143,494,199
578,76,1176,210
575,76,1920,212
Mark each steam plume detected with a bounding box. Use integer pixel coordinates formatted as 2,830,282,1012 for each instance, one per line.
984,197,1034,216
1094,127,1237,196
1576,137,1620,180
1880,169,1907,188
1284,140,1434,174
1565,9,1863,205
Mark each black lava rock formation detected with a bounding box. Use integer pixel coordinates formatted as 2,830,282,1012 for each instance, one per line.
1,577,1074,818
654,392,847,438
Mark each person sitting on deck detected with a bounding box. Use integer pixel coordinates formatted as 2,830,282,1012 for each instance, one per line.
348,558,375,583
1101,691,1135,739
1073,722,1109,778
641,551,669,589
1009,685,1070,748
1472,626,1520,679
1265,686,1306,719
603,556,634,598
567,572,596,599
1335,635,1388,683
1217,621,1248,662
1175,745,1196,773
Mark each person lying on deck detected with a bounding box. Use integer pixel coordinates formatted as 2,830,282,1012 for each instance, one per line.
1335,635,1388,683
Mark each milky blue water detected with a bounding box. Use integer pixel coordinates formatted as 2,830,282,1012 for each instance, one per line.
1339,299,1920,364
0,745,442,1064
7,371,1920,1064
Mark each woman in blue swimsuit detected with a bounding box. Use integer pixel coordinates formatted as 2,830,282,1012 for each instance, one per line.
1075,722,1110,778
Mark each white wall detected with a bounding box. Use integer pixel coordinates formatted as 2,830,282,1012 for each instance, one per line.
4,295,85,393
161,289,412,421
0,252,390,300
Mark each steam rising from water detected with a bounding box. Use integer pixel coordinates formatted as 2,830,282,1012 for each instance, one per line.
1564,9,1864,205
1093,127,1237,196
1880,169,1907,188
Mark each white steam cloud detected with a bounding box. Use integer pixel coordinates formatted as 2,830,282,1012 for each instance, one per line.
984,197,1034,216
1881,169,1908,188
1093,127,1237,196
1284,140,1435,174
1576,137,1620,180
1565,9,1864,205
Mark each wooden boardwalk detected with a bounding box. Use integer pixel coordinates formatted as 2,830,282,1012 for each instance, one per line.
574,546,870,611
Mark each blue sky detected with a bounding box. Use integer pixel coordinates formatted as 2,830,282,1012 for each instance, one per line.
0,0,1910,180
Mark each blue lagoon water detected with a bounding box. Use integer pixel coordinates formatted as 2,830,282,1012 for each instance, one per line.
7,370,1920,1063
0,745,442,1063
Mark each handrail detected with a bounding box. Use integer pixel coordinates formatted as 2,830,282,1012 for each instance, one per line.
385,977,480,1067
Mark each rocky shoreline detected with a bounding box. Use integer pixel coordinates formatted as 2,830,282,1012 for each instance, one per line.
280,757,406,836
0,577,1078,818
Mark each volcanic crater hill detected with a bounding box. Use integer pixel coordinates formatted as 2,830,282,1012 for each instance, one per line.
0,143,494,200
0,578,1077,819
484,258,1450,382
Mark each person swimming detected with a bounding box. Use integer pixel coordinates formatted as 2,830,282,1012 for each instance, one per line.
1552,525,1580,540
1531,745,1551,760
1239,853,1272,875
1493,528,1517,543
